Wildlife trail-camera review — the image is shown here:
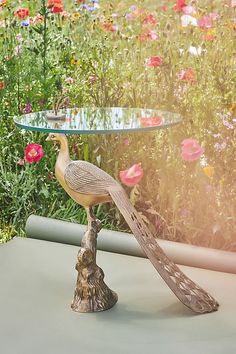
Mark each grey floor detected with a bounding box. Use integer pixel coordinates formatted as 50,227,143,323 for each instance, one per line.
1,237,236,354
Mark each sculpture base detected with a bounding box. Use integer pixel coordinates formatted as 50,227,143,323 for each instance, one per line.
71,248,118,312
71,208,118,313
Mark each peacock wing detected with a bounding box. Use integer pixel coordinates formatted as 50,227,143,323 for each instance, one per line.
64,160,116,195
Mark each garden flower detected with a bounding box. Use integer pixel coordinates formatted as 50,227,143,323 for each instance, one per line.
48,0,63,13
25,143,44,163
129,5,137,11
101,22,118,32
214,142,227,151
181,15,197,27
88,75,97,84
203,29,216,41
15,8,29,20
71,12,81,20
188,46,202,56
0,80,5,89
139,30,158,41
119,163,143,187
70,58,80,65
22,103,33,114
181,138,204,162
203,166,215,178
64,77,74,84
0,0,6,7
145,56,163,67
160,5,168,11
21,19,30,27
174,0,187,12
223,118,234,129
31,14,44,24
197,16,213,29
139,116,163,126
209,13,220,21
17,158,25,166
182,6,196,15
16,34,23,42
178,68,195,82
142,14,157,25
123,138,130,146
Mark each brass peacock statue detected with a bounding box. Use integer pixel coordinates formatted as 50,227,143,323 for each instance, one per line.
46,133,219,314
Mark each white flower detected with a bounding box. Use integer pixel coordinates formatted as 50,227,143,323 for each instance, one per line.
181,15,197,27
188,46,202,56
200,155,208,167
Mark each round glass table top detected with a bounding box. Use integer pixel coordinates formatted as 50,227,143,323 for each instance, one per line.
14,107,181,135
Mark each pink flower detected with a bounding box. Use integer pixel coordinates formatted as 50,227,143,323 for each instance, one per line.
178,68,196,82
25,143,44,163
181,139,204,162
139,30,158,41
145,56,163,67
64,77,74,84
119,163,144,187
123,138,130,146
17,157,25,166
182,6,196,15
88,75,97,84
197,16,213,29
209,12,220,21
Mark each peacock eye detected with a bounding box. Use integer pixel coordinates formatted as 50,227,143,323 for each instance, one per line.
51,134,55,138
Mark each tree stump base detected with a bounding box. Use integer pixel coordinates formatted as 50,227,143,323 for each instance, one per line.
71,248,118,312
71,208,118,313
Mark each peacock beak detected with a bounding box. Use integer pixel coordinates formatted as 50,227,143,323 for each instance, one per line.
46,135,51,141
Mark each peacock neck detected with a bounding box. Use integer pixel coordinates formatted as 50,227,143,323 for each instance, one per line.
58,135,71,164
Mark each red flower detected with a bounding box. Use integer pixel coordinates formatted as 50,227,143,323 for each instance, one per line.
160,5,168,11
145,56,163,67
174,0,187,12
25,143,44,163
15,8,29,19
119,164,144,187
0,80,5,90
47,0,63,13
203,33,215,41
140,116,163,127
142,14,157,25
181,139,204,162
101,22,118,32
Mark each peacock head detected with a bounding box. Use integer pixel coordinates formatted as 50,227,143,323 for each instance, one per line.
46,133,66,142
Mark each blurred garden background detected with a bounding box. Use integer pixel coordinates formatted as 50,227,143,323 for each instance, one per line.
0,0,235,250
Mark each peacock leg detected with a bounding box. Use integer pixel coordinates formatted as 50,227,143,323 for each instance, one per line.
71,207,118,312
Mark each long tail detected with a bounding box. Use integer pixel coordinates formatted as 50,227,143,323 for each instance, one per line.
108,186,219,314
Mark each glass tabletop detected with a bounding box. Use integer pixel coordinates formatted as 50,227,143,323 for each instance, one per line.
14,107,181,134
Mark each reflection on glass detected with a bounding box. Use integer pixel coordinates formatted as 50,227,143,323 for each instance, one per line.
14,107,181,134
